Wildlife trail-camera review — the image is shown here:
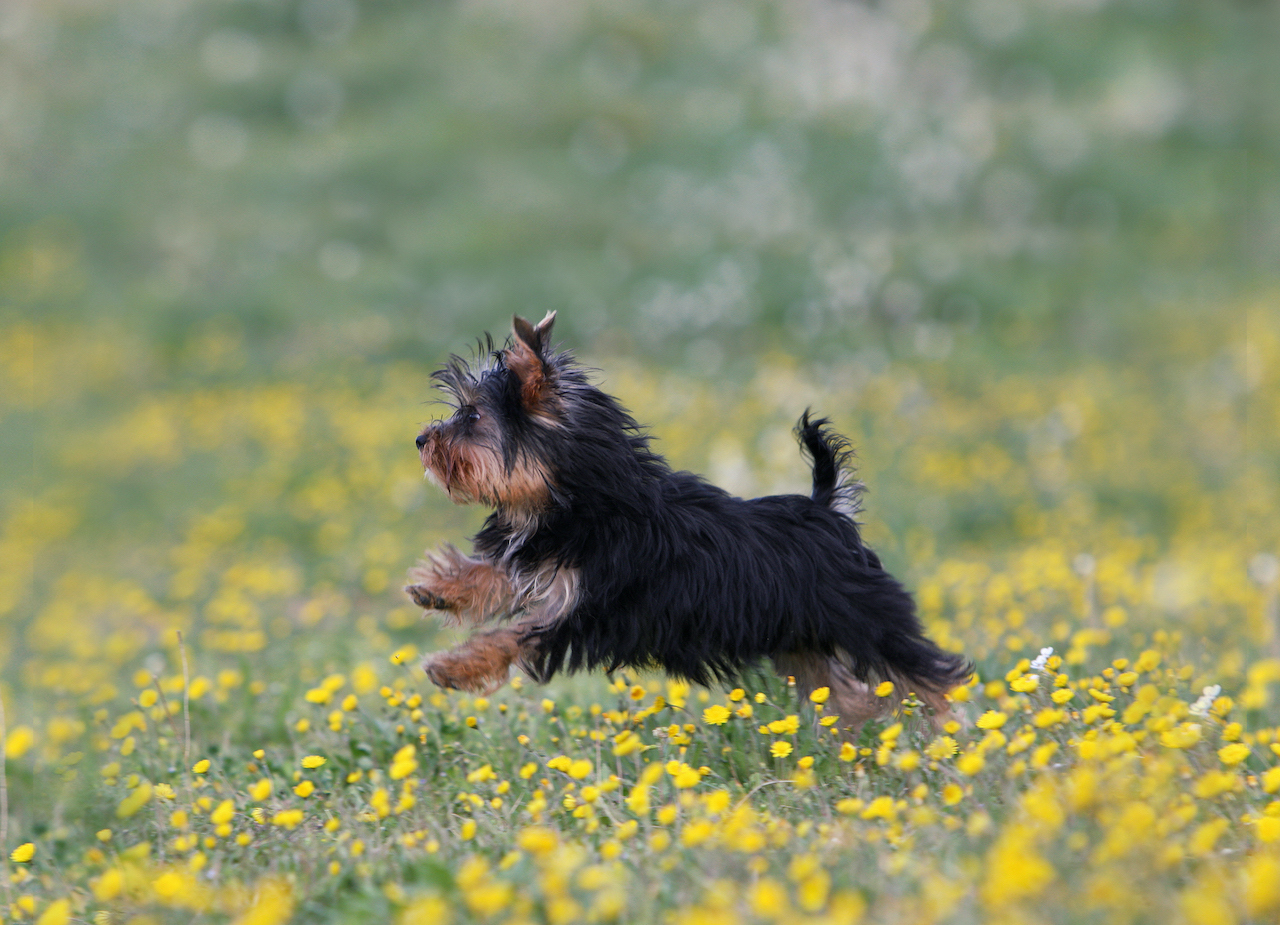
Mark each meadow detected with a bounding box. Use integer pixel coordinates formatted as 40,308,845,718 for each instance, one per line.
3,0,1279,923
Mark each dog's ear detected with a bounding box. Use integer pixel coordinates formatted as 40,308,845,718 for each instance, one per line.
507,311,557,410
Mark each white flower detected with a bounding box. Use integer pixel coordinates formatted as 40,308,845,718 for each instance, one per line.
1030,647,1054,671
1188,684,1221,717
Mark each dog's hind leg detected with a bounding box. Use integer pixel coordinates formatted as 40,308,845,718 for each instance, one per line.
772,652,884,738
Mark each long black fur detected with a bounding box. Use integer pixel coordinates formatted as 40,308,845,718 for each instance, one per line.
430,326,970,696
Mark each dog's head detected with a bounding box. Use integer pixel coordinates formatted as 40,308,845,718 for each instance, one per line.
416,312,565,512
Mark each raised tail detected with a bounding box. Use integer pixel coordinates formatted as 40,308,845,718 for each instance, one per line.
796,410,864,518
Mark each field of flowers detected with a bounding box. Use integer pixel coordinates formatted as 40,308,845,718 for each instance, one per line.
2,302,1278,925
3,0,1279,921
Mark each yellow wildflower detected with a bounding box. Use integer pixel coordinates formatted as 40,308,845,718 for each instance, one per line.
35,899,71,925
1217,743,1250,766
977,711,1007,730
702,705,730,725
10,843,35,863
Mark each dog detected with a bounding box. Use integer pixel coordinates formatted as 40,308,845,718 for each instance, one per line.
406,312,970,730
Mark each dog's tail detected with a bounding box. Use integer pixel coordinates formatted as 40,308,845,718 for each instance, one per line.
796,410,864,519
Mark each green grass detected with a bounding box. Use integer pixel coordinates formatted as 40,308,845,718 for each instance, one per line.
2,0,1279,922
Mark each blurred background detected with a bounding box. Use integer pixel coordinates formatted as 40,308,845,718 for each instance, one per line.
1,0,1277,722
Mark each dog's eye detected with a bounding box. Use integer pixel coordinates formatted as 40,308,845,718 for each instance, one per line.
468,409,481,423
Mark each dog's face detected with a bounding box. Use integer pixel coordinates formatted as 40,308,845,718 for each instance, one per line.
416,312,560,511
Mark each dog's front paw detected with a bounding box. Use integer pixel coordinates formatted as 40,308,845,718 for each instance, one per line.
422,651,500,694
422,653,463,690
405,584,455,612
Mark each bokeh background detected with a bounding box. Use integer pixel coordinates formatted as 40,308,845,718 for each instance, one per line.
2,0,1278,742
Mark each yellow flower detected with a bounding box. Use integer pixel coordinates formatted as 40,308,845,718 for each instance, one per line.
702,705,730,725
942,784,964,805
748,879,787,917
117,783,153,819
1160,724,1202,749
768,715,800,735
35,898,70,925
613,731,644,756
1217,743,1250,766
516,826,558,854
568,759,593,780
94,868,124,901
272,809,304,829
460,820,477,840
5,726,36,759
294,781,315,798
672,765,701,789
771,741,793,758
250,778,273,801
895,751,920,771
839,742,857,762
1263,766,1280,794
1193,770,1237,799
861,796,896,821
809,687,830,704
957,753,985,776
976,711,1007,729
211,800,235,825
875,681,895,697
301,755,326,769
1033,708,1067,728
10,843,35,863
926,736,958,760
1245,854,1280,916
192,759,211,774
982,826,1054,907
390,745,418,780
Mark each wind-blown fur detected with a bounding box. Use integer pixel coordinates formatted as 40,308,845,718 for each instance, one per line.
408,313,971,729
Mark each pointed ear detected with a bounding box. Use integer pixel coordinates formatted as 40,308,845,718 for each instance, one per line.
506,311,557,410
512,311,556,356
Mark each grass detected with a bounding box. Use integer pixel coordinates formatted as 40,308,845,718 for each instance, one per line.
3,0,1279,922
2,311,1278,924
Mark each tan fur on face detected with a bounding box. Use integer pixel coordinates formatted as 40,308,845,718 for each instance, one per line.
419,428,552,512
406,544,514,627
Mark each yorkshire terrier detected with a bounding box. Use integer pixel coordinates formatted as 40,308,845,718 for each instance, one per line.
407,313,969,730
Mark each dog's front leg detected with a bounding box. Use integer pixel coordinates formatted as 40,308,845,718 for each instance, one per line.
422,628,525,694
422,567,576,692
405,544,513,626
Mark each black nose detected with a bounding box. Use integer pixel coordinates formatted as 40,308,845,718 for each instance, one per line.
415,434,428,450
